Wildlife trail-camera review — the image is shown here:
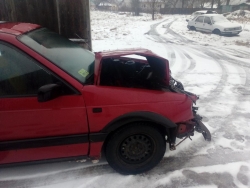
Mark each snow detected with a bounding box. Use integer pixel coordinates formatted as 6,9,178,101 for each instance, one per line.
226,10,250,19
1,10,250,188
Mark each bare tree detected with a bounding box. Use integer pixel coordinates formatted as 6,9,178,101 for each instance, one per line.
92,0,103,6
217,0,221,8
211,0,214,8
151,0,157,20
200,0,205,8
226,0,230,5
131,0,140,16
188,0,197,8
163,0,178,8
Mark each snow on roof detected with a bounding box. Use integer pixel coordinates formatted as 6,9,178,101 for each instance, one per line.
221,0,247,5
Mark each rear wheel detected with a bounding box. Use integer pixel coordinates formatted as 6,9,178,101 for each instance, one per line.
213,29,221,35
105,123,166,174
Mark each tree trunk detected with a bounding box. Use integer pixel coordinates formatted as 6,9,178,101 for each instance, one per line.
226,0,230,5
211,0,214,9
152,1,155,20
218,0,221,7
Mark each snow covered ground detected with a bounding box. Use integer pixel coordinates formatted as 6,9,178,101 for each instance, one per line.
1,10,250,188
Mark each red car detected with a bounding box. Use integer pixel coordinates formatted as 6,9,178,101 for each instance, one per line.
0,22,211,174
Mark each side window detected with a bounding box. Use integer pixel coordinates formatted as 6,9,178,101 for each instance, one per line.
204,17,211,24
195,16,204,23
0,42,75,97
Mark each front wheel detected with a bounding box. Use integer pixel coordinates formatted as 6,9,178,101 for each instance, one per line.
105,123,166,174
190,26,196,31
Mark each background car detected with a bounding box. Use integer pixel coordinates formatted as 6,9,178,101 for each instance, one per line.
187,14,242,35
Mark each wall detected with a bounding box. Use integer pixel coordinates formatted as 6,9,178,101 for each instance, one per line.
0,0,92,50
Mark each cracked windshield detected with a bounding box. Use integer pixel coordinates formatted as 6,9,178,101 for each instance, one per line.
0,0,250,188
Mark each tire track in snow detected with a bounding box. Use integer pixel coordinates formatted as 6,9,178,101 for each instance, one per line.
2,150,250,188
168,46,196,80
168,50,176,68
198,49,229,102
185,51,250,160
0,150,250,188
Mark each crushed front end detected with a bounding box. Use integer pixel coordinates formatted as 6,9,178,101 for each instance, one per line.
169,76,211,150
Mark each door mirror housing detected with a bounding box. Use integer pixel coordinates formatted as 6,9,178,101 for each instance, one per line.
38,84,61,102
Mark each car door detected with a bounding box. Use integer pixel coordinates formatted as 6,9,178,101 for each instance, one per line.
194,16,205,31
203,16,214,33
0,41,89,164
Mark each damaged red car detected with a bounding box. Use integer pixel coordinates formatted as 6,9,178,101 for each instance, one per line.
0,22,211,174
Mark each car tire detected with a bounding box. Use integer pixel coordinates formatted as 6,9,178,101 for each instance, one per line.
105,123,166,174
213,29,221,35
190,26,196,31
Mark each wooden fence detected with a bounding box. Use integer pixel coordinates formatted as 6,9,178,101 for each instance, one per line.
160,8,219,15
0,0,91,50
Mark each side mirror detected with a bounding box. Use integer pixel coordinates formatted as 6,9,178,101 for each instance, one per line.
38,84,61,102
208,22,212,25
186,19,189,22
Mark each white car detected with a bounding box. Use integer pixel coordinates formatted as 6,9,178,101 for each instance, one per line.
187,14,242,35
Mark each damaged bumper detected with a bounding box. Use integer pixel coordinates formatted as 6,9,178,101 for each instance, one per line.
194,115,211,141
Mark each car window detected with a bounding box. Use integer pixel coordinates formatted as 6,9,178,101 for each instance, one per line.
195,16,204,23
204,17,211,24
0,42,75,97
18,28,95,85
211,15,230,23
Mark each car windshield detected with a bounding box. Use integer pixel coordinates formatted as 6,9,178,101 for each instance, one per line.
211,15,230,23
18,28,95,84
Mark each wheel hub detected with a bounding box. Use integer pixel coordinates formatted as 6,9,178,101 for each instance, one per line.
120,134,153,163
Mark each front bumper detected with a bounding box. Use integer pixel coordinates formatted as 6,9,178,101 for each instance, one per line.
175,114,211,142
194,115,211,141
221,30,242,35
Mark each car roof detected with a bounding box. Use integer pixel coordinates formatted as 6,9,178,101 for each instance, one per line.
201,14,222,17
193,10,217,14
195,10,208,13
0,22,41,35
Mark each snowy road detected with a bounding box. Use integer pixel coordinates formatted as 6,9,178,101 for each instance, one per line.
0,12,250,188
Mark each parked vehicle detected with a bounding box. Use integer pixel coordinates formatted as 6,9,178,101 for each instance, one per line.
0,22,211,174
187,14,242,35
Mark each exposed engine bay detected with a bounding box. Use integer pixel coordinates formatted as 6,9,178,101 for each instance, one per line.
100,55,168,90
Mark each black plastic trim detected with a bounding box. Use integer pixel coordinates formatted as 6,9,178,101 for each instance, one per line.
89,133,107,142
102,111,177,133
0,134,89,151
0,155,87,168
